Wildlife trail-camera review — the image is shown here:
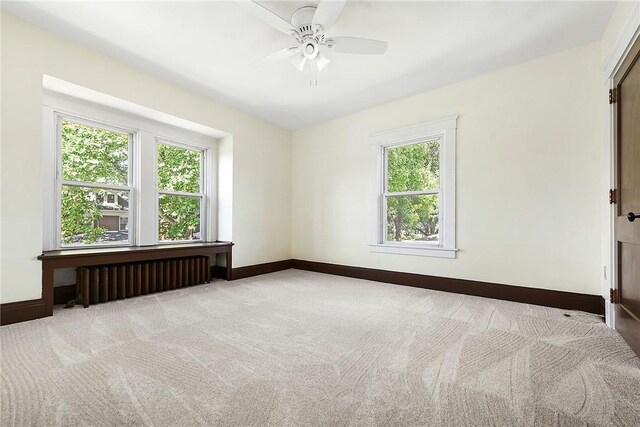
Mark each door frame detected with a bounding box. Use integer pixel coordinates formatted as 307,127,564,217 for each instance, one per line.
603,3,640,328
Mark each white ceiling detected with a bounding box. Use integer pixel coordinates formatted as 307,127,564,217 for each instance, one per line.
4,1,615,129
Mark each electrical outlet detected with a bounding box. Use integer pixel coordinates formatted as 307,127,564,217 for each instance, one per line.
603,266,607,280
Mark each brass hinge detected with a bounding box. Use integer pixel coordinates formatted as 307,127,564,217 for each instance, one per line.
610,288,619,304
609,189,617,204
609,88,617,104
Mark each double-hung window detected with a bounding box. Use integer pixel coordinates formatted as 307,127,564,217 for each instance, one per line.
371,116,457,258
157,141,205,242
384,139,440,242
58,117,133,247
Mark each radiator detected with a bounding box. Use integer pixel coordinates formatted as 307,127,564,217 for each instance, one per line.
74,256,211,308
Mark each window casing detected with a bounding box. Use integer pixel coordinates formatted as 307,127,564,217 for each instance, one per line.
43,93,217,250
371,116,457,258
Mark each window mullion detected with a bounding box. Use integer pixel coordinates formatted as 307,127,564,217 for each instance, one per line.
137,131,156,246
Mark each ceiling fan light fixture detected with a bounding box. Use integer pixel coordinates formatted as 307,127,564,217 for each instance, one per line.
291,54,307,72
317,53,330,71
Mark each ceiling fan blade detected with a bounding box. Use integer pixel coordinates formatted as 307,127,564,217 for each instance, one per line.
254,46,299,64
312,0,347,30
237,0,296,35
330,37,388,54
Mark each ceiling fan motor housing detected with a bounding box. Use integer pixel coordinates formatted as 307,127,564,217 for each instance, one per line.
291,6,316,35
291,6,325,59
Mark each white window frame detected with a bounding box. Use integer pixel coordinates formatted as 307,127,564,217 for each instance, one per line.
42,92,218,250
54,113,135,248
370,116,458,258
155,138,207,243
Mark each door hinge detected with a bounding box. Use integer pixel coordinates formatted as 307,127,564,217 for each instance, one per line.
609,189,617,204
610,288,619,304
609,88,617,104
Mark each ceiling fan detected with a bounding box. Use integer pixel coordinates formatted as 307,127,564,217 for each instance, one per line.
239,0,388,85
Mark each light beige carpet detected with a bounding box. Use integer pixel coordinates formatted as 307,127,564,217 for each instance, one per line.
1,269,639,426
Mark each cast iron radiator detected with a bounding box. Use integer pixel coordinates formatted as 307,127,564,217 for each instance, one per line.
74,256,211,308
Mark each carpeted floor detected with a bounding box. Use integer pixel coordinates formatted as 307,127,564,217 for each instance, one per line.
1,269,639,426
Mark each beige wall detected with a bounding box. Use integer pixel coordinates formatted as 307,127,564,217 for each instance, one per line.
292,42,604,294
3,5,637,305
0,13,292,303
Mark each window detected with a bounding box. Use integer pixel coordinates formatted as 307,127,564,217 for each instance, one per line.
157,142,204,242
385,139,440,242
44,92,217,250
58,118,132,246
371,116,457,258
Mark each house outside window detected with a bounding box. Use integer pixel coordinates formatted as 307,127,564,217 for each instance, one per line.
370,116,457,258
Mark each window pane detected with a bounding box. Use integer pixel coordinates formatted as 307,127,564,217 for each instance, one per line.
158,194,201,241
157,143,201,193
61,121,129,186
61,186,129,246
386,194,439,243
387,140,439,192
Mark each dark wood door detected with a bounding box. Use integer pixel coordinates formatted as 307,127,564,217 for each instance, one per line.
614,36,640,356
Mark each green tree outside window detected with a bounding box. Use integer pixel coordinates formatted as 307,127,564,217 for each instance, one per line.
157,143,203,241
386,140,440,242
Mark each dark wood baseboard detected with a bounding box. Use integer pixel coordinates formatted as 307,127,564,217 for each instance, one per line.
291,259,605,316
212,259,294,280
4,258,605,326
0,299,47,326
232,260,293,280
54,284,77,305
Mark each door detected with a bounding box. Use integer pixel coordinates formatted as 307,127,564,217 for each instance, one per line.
613,35,640,355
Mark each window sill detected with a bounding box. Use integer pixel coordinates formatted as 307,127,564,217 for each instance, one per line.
39,241,233,259
369,243,457,258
